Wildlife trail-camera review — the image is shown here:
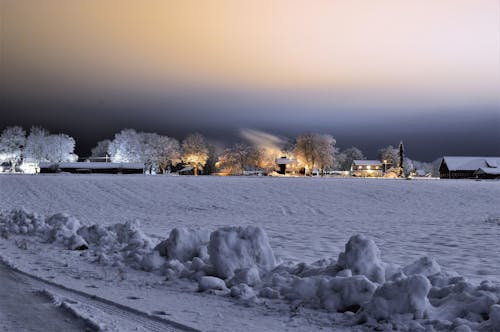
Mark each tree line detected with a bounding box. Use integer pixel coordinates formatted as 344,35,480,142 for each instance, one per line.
0,126,437,176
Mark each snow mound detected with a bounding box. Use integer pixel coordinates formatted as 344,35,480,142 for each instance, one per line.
155,227,209,262
364,274,431,320
281,275,377,312
44,213,88,250
0,208,46,237
208,226,276,279
337,234,385,284
403,256,441,277
198,276,228,292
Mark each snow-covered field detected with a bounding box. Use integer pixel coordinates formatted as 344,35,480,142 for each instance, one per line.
0,175,499,331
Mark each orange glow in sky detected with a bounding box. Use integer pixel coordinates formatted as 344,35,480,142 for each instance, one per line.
2,0,499,103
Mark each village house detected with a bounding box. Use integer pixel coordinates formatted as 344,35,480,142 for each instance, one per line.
351,160,383,177
439,156,500,179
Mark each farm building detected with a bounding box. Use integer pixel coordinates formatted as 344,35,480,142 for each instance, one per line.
351,160,383,177
439,157,500,179
39,162,144,174
275,157,295,175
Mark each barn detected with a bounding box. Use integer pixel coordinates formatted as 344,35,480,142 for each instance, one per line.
439,157,500,179
39,162,144,174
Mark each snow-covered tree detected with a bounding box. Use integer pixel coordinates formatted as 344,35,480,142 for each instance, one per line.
24,127,77,163
0,126,26,170
182,133,208,176
377,145,399,166
90,139,111,159
24,126,50,163
337,147,365,171
108,129,143,163
294,133,336,176
140,133,180,174
45,134,77,162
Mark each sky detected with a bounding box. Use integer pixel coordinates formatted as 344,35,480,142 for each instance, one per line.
1,0,499,161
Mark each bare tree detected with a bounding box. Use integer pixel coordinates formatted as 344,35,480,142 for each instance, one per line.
182,133,208,176
217,143,260,175
294,133,336,176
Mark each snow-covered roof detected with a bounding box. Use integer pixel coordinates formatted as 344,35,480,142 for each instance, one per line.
352,160,382,166
39,162,144,169
179,166,194,172
275,157,294,165
442,157,500,171
474,167,500,175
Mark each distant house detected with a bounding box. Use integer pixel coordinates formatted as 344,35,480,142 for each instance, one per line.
39,162,144,174
275,157,294,175
439,157,500,179
351,160,383,177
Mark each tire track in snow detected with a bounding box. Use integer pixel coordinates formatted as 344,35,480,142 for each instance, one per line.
1,259,199,332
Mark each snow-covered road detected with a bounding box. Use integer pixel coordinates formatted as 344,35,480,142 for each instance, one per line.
0,261,93,332
0,260,197,332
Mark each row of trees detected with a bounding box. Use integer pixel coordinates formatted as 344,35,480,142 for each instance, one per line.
0,126,77,169
1,125,437,176
91,130,209,175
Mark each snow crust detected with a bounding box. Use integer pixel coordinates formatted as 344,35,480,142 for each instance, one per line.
2,207,500,331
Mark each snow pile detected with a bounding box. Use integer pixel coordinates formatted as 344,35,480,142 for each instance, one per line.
44,213,88,250
155,227,209,262
0,209,86,250
79,221,160,271
0,208,46,237
337,234,386,283
364,274,431,320
208,226,276,279
2,208,500,331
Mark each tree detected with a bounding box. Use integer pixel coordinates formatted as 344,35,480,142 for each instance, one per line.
108,129,143,163
91,139,111,160
24,126,50,163
217,143,260,175
0,126,26,170
45,134,77,162
294,133,336,176
23,127,77,164
398,141,405,177
337,147,365,171
148,134,181,174
377,145,399,167
182,133,208,176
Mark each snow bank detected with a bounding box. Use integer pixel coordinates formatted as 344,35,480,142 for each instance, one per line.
2,208,500,331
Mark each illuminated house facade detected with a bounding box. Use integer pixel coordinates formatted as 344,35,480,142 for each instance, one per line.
351,160,383,177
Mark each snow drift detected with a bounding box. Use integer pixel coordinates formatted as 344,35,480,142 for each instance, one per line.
1,207,500,331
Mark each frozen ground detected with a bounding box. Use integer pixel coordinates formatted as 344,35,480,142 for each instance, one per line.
0,174,499,331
